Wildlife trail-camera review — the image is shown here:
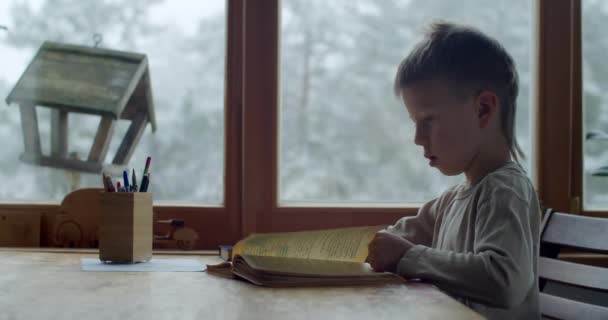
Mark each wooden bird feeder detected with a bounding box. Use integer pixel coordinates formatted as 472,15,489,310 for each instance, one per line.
5,41,156,176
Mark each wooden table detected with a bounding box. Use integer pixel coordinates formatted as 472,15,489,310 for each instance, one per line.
0,250,483,320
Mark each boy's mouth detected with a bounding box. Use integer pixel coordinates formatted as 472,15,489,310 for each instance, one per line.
424,154,437,166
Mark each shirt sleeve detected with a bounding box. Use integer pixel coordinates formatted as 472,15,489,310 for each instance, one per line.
385,197,438,247
395,188,537,308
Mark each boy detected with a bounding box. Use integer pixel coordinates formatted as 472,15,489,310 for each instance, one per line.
366,22,541,320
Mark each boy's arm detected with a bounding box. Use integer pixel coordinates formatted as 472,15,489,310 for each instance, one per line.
385,197,438,247
396,189,538,308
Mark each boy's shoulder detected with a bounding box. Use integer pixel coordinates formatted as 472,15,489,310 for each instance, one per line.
474,162,536,203
431,162,536,211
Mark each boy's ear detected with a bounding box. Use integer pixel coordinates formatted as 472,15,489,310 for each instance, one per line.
476,90,498,129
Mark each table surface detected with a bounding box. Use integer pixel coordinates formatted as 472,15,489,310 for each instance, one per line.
0,250,484,320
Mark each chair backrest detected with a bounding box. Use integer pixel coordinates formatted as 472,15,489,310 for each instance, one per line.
539,208,608,320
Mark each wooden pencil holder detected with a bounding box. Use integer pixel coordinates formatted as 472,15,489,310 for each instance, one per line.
99,192,153,263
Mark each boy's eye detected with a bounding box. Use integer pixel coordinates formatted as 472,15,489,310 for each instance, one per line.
420,118,433,128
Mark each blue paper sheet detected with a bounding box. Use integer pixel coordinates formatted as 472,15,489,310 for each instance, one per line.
81,258,204,272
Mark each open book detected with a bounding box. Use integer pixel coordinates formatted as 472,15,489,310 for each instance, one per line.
206,226,405,287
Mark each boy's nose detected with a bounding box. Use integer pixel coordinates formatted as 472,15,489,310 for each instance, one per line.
414,127,425,146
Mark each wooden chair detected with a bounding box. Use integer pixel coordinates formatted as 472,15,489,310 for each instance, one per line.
539,208,608,320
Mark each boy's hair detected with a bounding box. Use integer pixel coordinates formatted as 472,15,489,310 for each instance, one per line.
394,22,525,162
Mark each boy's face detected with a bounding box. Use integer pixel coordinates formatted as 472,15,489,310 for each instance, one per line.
402,80,482,176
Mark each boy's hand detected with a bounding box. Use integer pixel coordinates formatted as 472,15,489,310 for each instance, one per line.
366,230,414,273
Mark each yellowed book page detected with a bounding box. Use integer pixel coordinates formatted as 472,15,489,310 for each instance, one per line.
232,226,384,263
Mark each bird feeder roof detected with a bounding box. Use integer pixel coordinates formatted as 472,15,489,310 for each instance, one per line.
5,41,156,131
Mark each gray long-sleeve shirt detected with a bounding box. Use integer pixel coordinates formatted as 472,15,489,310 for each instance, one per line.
387,162,540,320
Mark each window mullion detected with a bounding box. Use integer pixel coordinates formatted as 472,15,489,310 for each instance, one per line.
536,0,576,212
241,0,280,235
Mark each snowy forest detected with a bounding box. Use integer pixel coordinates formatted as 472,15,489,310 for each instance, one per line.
0,0,606,208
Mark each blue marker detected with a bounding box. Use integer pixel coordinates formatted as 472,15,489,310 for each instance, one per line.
123,170,130,192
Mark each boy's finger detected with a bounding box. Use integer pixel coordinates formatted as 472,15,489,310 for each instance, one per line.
369,259,383,272
374,230,385,239
368,237,376,248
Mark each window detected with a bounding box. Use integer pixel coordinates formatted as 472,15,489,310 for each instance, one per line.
0,0,226,204
582,0,608,210
240,0,538,234
1,1,603,249
536,0,608,218
279,0,535,205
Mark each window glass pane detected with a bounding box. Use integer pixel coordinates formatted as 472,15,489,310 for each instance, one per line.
582,0,608,210
279,0,535,204
0,0,225,204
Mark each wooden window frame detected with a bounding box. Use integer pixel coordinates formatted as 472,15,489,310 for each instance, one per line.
537,0,607,218
241,0,413,235
2,0,605,250
0,0,244,249
247,0,608,233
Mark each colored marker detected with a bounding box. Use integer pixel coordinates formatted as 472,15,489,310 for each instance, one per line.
102,173,105,189
140,173,150,192
123,170,130,192
139,173,146,192
102,173,109,191
107,177,116,192
105,176,112,192
143,156,151,176
131,169,137,192
145,172,150,192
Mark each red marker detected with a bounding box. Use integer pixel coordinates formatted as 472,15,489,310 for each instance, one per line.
117,181,122,192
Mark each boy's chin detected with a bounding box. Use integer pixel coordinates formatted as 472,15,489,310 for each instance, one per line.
436,166,462,176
